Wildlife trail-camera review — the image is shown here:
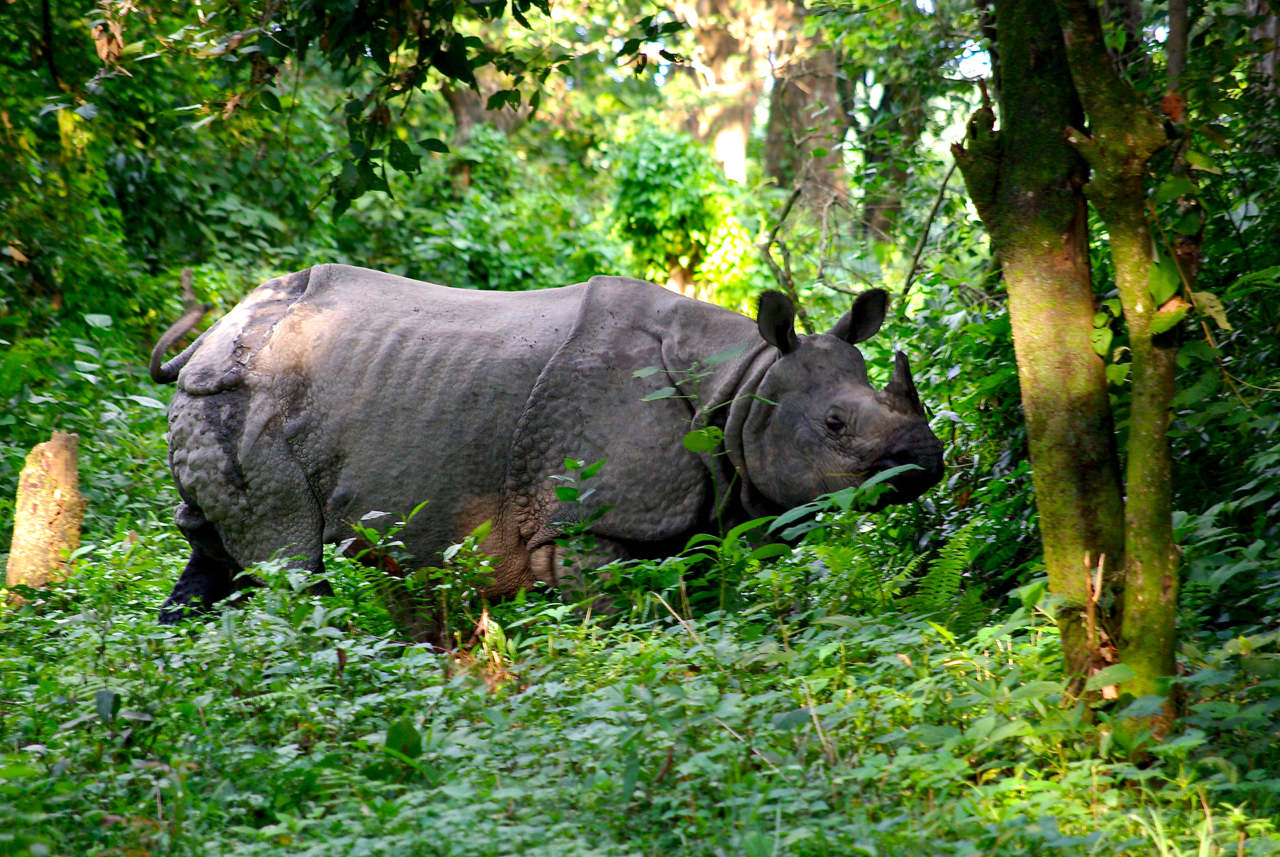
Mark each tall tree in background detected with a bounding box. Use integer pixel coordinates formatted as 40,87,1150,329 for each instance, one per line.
675,0,771,183
763,0,848,206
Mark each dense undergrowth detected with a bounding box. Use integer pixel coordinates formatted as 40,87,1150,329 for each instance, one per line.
3,528,1279,856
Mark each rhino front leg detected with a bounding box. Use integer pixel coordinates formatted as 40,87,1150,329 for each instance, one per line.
159,502,250,624
531,535,634,612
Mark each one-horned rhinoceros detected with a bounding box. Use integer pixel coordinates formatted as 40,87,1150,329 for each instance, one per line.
151,264,943,631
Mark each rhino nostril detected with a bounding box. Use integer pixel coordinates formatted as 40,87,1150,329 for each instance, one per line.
875,453,912,472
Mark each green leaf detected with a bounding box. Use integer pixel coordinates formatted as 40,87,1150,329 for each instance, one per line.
433,34,476,86
631,365,662,378
259,90,282,112
387,139,421,173
1008,681,1061,703
1092,312,1109,328
725,516,775,548
96,689,120,725
563,458,582,471
701,344,747,366
1150,301,1189,334
767,501,821,534
1084,663,1136,692
126,395,166,409
1103,298,1122,316
385,718,422,759
1105,363,1130,385
467,520,492,543
486,89,521,111
1148,254,1181,305
1185,151,1222,174
641,386,678,402
1118,695,1168,719
418,138,450,154
984,719,1030,743
554,486,579,502
0,763,39,779
1155,175,1196,204
83,313,113,328
619,749,639,800
335,160,361,198
1191,291,1232,330
581,459,607,479
1174,210,1202,234
747,543,791,561
616,37,642,58
1090,327,1113,358
682,427,723,452
811,147,830,158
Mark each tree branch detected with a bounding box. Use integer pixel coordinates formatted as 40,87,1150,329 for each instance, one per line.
757,183,813,333
41,0,64,91
902,159,958,297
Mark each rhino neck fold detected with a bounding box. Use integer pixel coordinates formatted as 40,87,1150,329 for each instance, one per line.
660,318,778,523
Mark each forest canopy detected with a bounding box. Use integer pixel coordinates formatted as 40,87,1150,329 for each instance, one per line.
1,0,1279,854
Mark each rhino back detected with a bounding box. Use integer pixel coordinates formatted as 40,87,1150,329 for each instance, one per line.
264,266,585,546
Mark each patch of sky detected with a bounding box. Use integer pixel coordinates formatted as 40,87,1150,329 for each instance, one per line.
955,41,991,80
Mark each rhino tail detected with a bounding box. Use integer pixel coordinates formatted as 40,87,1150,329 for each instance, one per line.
150,303,213,384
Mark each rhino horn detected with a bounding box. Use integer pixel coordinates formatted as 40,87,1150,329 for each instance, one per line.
885,351,924,412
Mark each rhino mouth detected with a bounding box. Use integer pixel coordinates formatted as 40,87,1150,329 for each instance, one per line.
866,445,944,507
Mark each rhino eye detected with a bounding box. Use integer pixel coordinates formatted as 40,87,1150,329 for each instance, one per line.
825,414,845,434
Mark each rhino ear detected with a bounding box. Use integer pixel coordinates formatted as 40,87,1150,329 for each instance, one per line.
830,288,889,344
757,290,799,355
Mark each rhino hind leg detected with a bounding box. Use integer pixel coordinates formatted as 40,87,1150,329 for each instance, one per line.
159,502,250,624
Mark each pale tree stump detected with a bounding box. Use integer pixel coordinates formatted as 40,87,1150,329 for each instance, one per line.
6,431,89,596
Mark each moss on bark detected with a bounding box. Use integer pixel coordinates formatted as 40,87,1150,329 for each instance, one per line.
1057,0,1178,717
953,0,1126,682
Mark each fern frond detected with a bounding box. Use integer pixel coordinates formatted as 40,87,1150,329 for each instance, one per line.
899,524,976,621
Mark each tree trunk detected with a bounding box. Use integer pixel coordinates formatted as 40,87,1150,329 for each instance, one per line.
952,0,1127,682
7,431,88,597
1245,0,1279,87
675,0,769,183
1057,0,1177,715
763,0,848,207
442,72,530,189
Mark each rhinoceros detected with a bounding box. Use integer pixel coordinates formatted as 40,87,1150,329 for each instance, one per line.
150,265,943,631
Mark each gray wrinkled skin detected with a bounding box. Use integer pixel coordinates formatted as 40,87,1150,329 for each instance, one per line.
157,264,943,622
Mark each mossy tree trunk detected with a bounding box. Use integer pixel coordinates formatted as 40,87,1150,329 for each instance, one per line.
1056,0,1178,712
951,0,1127,682
6,431,89,597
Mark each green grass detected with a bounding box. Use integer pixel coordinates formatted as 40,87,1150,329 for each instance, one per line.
2,536,1278,857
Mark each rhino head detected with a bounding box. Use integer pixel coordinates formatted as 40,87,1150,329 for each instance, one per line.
742,288,944,510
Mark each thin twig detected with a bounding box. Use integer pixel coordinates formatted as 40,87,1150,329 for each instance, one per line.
715,718,780,772
757,183,813,333
801,681,838,766
652,592,701,645
902,159,958,297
